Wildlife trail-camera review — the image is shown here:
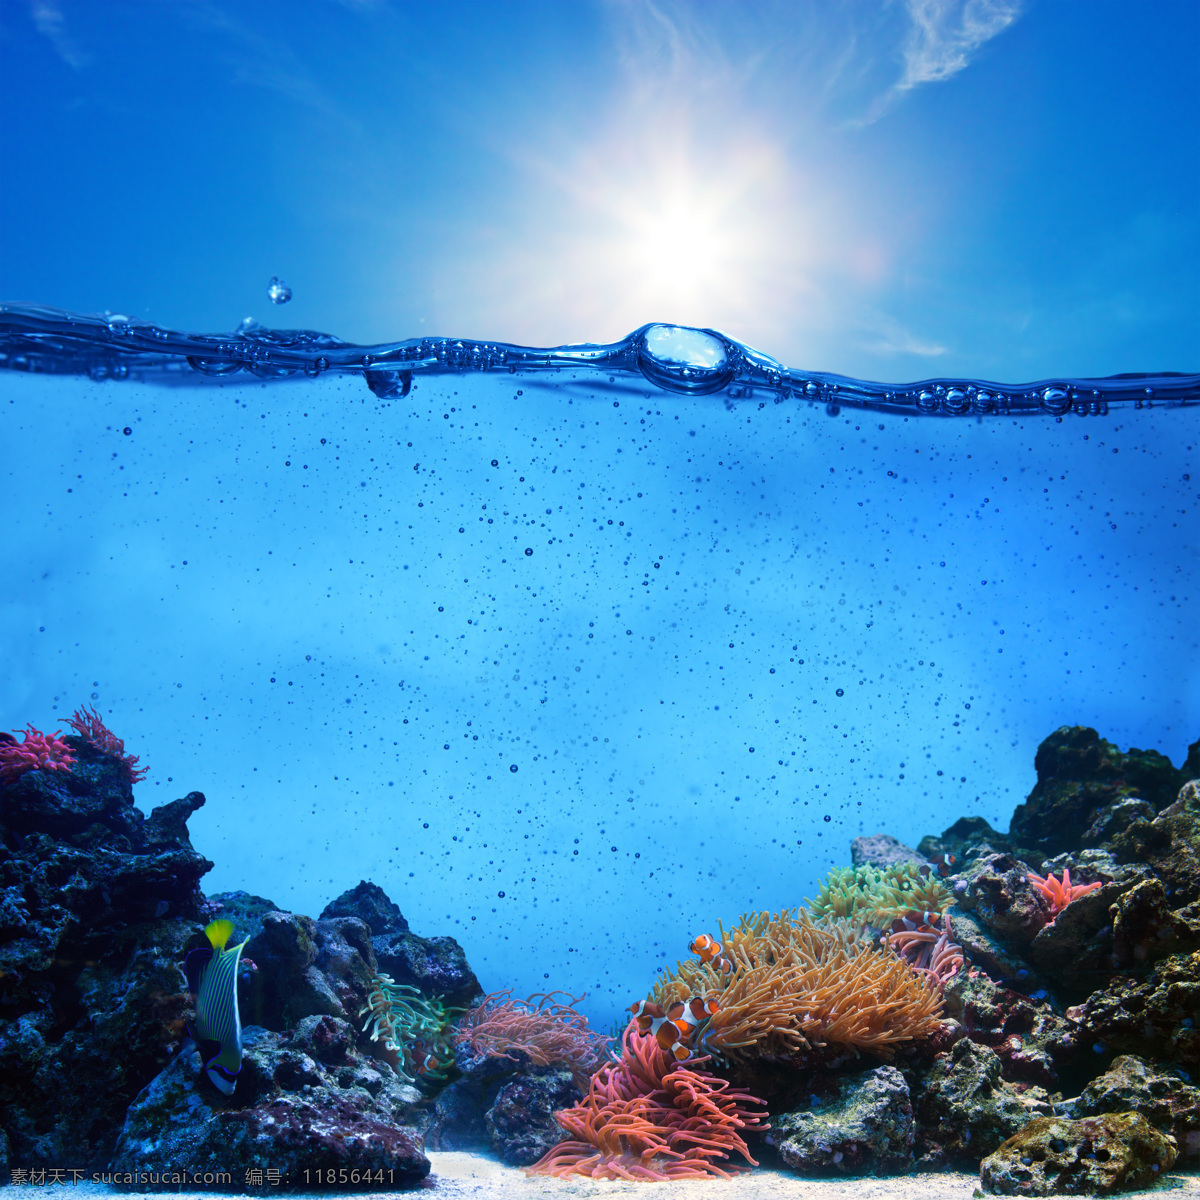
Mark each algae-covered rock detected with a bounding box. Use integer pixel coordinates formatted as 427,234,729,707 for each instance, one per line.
1108,878,1200,968
1111,779,1200,907
915,1038,1051,1166
765,1064,914,1175
1075,1055,1200,1160
1009,727,1182,855
1067,950,1200,1073
956,853,1051,946
918,816,1014,867
979,1112,1176,1195
943,970,1078,1087
111,1022,428,1191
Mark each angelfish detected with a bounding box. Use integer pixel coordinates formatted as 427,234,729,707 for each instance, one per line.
185,918,249,1095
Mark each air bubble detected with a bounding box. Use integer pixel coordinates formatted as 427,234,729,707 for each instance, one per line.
267,276,292,304
637,324,734,395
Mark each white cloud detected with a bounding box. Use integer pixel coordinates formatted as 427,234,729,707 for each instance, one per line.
29,0,89,69
899,0,1023,90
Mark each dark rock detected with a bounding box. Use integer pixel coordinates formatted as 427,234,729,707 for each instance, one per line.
111,1023,428,1191
1066,951,1200,1073
484,1067,576,1165
1110,780,1200,907
1075,1055,1200,1160
1108,878,1200,969
979,1112,1177,1195
1027,880,1133,1001
915,1038,1052,1167
918,816,1014,866
850,834,922,870
947,910,1046,991
322,882,481,1012
321,880,409,936
0,757,214,1170
943,970,1079,1088
765,1065,914,1175
956,853,1051,945
1009,727,1183,856
203,891,279,950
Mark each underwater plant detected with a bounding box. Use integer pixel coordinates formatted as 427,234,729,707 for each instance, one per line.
654,909,944,1060
453,989,610,1083
0,725,76,786
807,862,956,927
65,704,149,783
1028,868,1102,919
361,973,457,1083
526,1022,767,1180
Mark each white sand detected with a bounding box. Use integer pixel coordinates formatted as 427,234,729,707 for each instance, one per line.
4,1151,1195,1198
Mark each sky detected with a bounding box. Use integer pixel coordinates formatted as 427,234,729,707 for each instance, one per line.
1,0,1197,382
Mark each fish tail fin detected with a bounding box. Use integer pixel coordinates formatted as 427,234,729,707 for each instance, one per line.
204,918,235,950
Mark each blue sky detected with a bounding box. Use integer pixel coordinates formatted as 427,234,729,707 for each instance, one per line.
2,0,1196,380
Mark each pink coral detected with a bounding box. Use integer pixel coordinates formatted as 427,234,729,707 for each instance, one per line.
65,705,148,783
1028,868,1101,920
0,725,77,786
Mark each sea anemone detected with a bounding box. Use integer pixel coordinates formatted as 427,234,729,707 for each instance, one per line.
361,973,457,1083
655,909,944,1061
0,725,76,787
527,1023,767,1180
453,989,610,1084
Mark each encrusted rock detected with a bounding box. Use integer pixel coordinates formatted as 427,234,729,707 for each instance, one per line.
850,834,922,870
484,1067,577,1165
1027,879,1132,1002
111,1023,428,1191
1075,1054,1200,1160
956,853,1051,945
765,1065,914,1175
979,1112,1176,1195
1066,951,1200,1073
915,1038,1051,1166
1110,779,1200,907
918,816,1014,867
1108,878,1200,968
0,751,213,1170
943,970,1078,1087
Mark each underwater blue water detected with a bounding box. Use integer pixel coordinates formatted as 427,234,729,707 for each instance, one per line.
1,307,1198,1028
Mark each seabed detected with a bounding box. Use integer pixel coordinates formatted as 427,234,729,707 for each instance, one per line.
1,1156,1197,1200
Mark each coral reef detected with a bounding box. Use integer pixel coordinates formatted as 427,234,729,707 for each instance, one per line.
979,1112,1177,1195
527,1024,767,1180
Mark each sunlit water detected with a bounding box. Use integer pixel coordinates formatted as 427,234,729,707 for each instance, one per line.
2,304,1198,1028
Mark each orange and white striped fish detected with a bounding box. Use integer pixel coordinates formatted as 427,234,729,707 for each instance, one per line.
629,996,719,1061
689,933,734,974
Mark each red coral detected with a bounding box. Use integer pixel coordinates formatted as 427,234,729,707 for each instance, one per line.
1028,868,1101,920
65,704,148,783
527,1023,767,1181
0,725,77,786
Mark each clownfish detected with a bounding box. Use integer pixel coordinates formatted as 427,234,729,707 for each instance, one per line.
926,853,957,878
629,996,719,1061
185,918,249,1095
689,933,734,974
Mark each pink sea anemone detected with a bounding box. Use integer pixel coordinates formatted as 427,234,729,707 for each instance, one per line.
1028,868,1101,919
0,725,77,786
527,1023,767,1181
65,704,148,783
883,912,964,990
